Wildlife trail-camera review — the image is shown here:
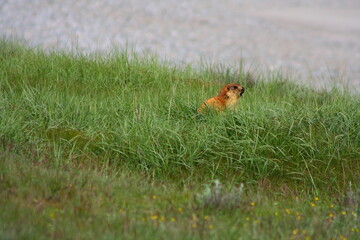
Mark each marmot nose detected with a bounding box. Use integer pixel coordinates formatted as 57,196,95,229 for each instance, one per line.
241,88,245,93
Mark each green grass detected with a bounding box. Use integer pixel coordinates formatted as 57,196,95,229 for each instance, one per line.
1,40,360,239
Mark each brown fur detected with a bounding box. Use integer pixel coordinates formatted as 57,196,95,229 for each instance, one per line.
198,83,245,113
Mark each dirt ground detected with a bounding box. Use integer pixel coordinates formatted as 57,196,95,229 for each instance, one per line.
1,0,359,92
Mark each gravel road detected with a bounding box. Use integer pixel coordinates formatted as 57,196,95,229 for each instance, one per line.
1,0,359,92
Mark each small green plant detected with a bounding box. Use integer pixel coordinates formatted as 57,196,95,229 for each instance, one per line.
196,180,244,209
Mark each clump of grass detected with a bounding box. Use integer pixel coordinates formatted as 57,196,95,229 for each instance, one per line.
1,39,359,192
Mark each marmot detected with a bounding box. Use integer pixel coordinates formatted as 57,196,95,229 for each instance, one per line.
198,83,245,113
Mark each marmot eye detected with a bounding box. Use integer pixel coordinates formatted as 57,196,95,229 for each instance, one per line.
233,86,238,89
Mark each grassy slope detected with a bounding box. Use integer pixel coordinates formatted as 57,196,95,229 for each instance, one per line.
0,40,360,239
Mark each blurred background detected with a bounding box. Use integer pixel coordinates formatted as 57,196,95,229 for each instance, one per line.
1,0,359,92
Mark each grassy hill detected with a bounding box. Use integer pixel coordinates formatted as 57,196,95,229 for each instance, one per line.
1,40,359,239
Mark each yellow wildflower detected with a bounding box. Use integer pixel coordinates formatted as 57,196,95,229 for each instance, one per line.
152,195,157,199
274,212,279,216
310,203,316,207
150,214,158,220
178,207,183,213
159,216,165,223
192,223,197,228
292,229,298,235
170,217,176,222
285,209,291,215
330,204,335,208
49,212,55,219
341,211,346,215
314,197,319,201
245,217,250,221
204,216,209,220
208,224,214,230
250,202,256,206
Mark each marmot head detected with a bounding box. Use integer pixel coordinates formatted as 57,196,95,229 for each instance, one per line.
219,83,245,99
